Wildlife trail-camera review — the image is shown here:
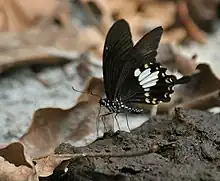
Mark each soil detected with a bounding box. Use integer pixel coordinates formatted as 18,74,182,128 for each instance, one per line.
39,108,220,181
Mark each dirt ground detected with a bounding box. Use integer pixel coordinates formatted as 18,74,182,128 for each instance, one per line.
39,108,220,181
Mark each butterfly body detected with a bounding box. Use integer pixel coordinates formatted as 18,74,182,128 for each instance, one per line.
99,98,143,114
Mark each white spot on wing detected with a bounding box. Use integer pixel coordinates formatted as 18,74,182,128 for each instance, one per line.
144,92,150,97
138,68,151,81
145,98,150,103
134,68,141,77
142,79,157,88
140,71,159,85
144,88,150,92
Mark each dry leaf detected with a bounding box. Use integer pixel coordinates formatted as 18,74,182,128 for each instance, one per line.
20,77,113,159
186,0,217,33
0,0,71,32
161,27,187,44
0,142,38,181
172,63,220,110
177,89,220,110
102,0,139,19
0,22,104,73
140,1,177,29
177,0,207,44
177,63,220,101
35,155,71,177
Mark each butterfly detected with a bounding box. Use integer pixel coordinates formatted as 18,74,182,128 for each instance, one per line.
99,19,190,121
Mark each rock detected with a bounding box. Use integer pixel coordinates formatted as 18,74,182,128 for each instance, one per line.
40,108,220,181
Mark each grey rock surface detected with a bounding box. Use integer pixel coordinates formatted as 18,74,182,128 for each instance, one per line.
42,109,220,181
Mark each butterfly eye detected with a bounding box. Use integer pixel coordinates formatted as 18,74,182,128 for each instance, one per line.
145,98,151,103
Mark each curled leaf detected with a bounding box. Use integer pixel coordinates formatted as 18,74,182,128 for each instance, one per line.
177,63,220,101
20,77,113,159
35,155,70,177
177,90,220,110
0,142,38,181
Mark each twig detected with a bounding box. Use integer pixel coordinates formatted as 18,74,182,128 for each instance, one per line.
50,142,176,160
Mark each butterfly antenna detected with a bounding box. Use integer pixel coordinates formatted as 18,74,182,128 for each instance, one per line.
72,86,101,99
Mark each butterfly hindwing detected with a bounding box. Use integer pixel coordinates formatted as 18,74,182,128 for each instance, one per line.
123,63,177,104
103,19,133,101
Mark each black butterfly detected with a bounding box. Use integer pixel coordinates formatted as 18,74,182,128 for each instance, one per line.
99,19,190,119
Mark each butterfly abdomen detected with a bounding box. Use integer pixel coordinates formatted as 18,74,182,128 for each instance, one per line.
99,98,143,114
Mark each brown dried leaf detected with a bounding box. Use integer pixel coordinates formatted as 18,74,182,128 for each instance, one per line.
102,0,139,19
177,63,220,101
177,90,220,110
0,0,71,32
161,27,187,44
0,142,38,181
77,77,105,103
20,77,112,159
35,155,71,177
169,63,220,110
0,23,104,73
140,1,177,29
177,0,207,44
186,0,217,33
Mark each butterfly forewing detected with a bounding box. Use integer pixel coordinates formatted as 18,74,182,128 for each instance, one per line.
114,26,163,100
103,19,133,101
131,26,163,64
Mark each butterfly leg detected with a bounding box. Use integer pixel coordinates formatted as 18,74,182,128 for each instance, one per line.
150,105,158,117
114,113,121,130
125,113,131,132
101,115,108,133
96,105,102,137
99,112,113,133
